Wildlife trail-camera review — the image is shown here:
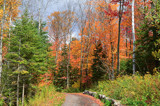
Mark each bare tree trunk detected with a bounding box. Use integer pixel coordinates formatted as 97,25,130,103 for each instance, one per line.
109,22,112,80
9,11,12,50
80,31,84,90
66,34,71,89
85,46,90,87
132,0,136,75
117,0,124,75
17,37,21,106
129,37,132,58
22,83,25,106
85,17,91,87
8,9,12,70
111,51,114,80
17,73,20,106
126,29,128,57
38,0,41,34
110,29,114,80
0,0,6,87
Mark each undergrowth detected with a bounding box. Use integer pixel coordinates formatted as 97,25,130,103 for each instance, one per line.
24,85,65,106
90,73,160,105
62,88,81,93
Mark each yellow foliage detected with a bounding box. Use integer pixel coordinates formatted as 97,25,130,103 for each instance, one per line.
72,80,80,88
90,73,160,105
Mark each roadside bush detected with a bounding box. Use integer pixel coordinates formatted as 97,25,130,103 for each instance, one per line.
120,59,130,75
90,73,160,105
24,85,65,106
63,88,80,93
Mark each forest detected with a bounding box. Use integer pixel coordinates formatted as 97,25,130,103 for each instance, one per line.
0,0,159,106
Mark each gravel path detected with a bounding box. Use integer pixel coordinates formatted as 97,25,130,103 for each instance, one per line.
62,93,101,106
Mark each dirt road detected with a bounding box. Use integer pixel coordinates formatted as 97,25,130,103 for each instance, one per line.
62,93,103,106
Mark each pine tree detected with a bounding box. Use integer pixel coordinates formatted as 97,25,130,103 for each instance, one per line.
91,40,106,84
54,45,68,88
2,10,51,105
136,1,160,75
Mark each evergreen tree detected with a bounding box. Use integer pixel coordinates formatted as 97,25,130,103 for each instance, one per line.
91,40,106,84
2,10,51,105
54,45,68,88
135,1,160,75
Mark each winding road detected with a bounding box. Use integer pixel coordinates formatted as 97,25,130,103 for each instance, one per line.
62,93,103,106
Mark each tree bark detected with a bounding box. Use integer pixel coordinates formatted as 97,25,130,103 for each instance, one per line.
22,83,25,106
17,35,21,106
111,50,114,80
110,28,114,80
0,0,6,87
85,11,91,87
38,0,41,34
129,37,132,58
66,33,71,89
132,0,136,75
80,30,84,90
8,8,12,70
17,73,20,106
109,21,112,80
126,29,128,57
117,0,124,75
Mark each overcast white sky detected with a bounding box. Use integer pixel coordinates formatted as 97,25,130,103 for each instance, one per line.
20,0,69,20
28,0,81,21
20,0,87,39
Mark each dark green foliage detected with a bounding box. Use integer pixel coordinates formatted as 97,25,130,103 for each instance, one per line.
54,43,80,90
54,45,68,88
135,20,160,75
2,10,51,104
62,87,80,93
152,39,160,71
134,0,160,75
119,59,128,75
91,40,106,84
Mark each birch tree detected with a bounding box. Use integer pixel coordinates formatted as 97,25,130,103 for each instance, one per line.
0,0,6,86
132,0,136,75
77,1,87,90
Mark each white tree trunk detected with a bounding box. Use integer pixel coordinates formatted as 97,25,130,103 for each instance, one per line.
22,83,25,106
38,0,41,34
132,0,136,75
66,33,71,89
17,37,21,106
17,74,20,106
0,0,6,86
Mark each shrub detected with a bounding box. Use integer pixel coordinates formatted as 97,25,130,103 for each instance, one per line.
24,85,65,106
63,88,80,93
90,73,160,105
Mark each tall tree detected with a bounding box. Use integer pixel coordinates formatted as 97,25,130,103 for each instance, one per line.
132,0,136,75
3,10,51,105
78,5,87,90
48,10,74,88
92,40,106,84
0,0,6,86
116,0,124,75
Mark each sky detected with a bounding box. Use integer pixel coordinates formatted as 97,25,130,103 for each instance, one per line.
42,0,84,39
20,0,87,40
35,0,80,21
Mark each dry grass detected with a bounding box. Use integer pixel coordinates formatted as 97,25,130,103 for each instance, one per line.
25,85,65,106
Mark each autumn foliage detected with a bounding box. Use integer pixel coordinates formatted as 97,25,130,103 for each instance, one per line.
47,0,160,89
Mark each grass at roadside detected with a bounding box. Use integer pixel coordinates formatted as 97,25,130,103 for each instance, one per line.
25,85,65,106
89,73,160,105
